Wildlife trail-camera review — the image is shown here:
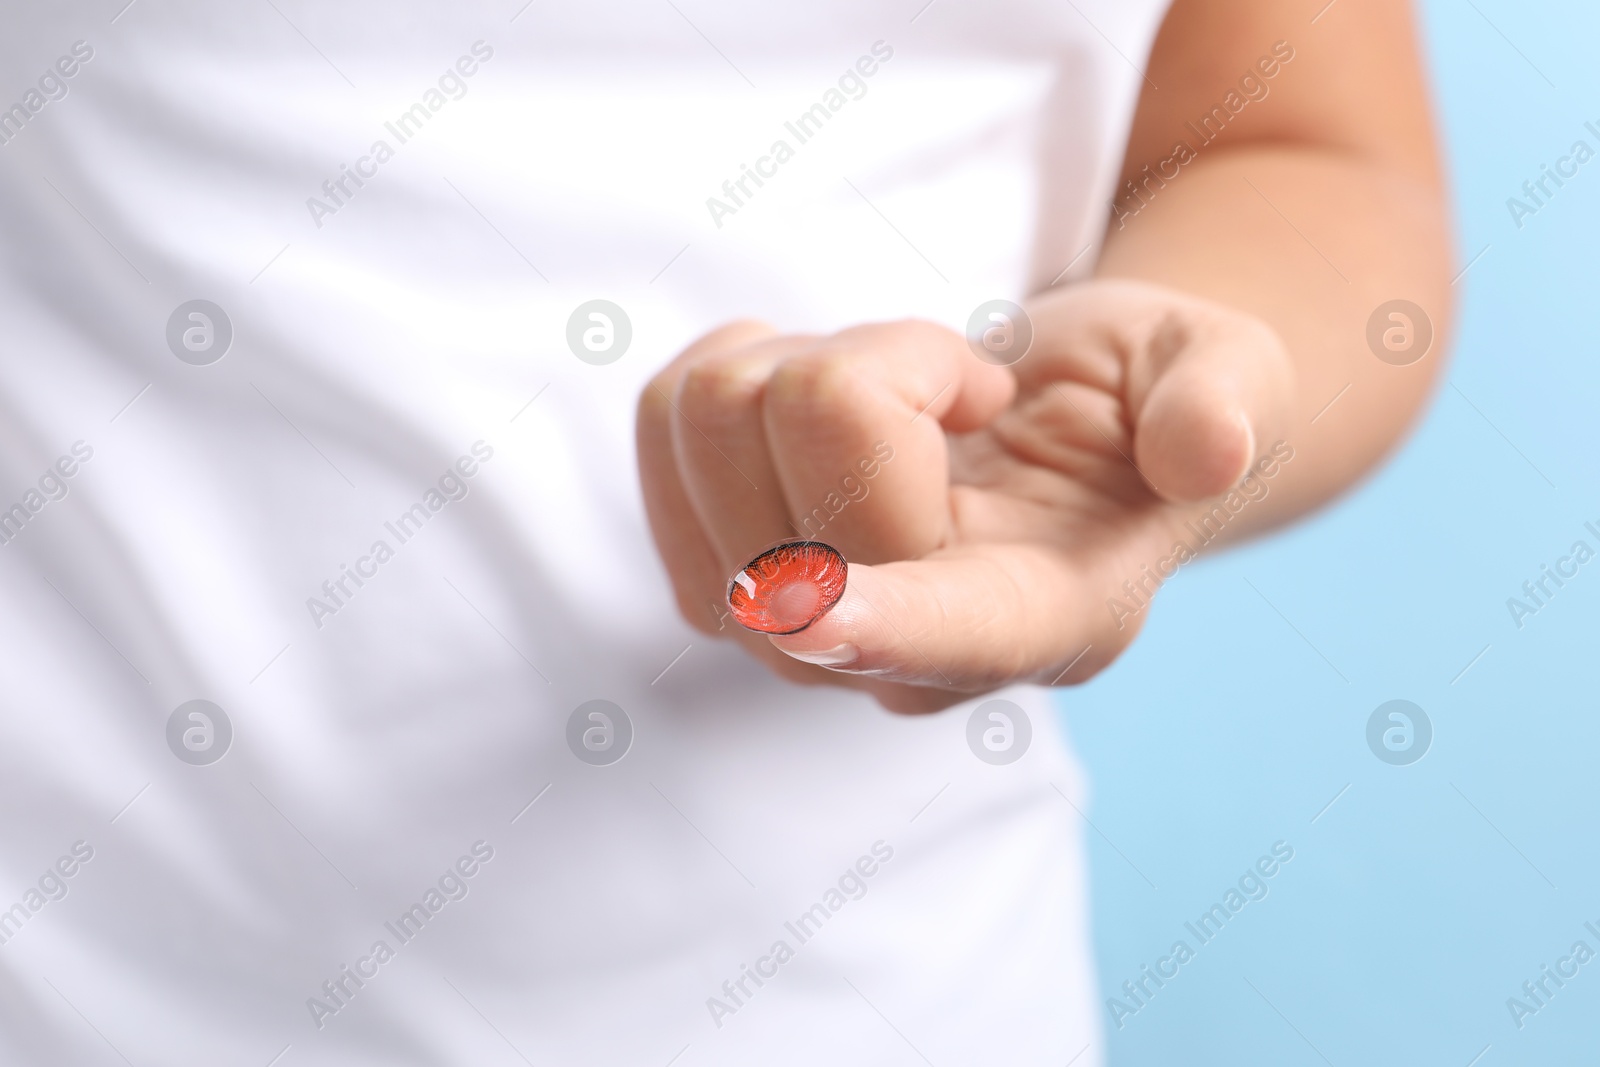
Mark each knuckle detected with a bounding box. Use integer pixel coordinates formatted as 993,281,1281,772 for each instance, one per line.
840,317,950,351
766,351,860,423
891,317,957,351
688,318,776,357
638,374,676,427
675,357,765,430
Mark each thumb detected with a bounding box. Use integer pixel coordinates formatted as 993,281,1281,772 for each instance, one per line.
764,545,1133,695
1128,309,1295,502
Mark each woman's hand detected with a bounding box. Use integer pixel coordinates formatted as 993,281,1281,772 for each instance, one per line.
637,279,1296,712
639,0,1452,713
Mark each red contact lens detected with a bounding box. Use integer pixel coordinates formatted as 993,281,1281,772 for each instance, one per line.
727,541,848,635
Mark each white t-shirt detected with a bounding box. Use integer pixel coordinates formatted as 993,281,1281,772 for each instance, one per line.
0,2,1169,1063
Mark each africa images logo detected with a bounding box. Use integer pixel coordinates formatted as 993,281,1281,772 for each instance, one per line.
166,700,233,766
1365,700,1431,766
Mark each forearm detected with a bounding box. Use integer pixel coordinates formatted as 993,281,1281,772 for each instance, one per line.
1094,143,1453,537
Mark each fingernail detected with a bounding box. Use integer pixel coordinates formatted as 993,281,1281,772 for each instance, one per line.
779,642,858,667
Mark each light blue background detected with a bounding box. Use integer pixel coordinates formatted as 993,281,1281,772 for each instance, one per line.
1063,2,1600,1063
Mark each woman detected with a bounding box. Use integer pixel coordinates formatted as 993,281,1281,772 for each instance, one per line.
0,0,1447,1062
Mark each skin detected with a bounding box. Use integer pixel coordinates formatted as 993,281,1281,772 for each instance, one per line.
636,0,1453,714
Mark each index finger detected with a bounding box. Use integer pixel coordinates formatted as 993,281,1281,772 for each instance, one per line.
762,320,1015,565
